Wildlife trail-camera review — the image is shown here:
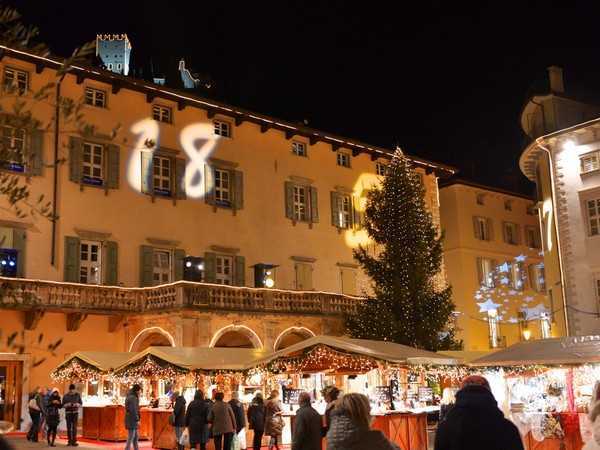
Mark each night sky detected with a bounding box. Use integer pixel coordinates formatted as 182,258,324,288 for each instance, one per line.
9,1,600,194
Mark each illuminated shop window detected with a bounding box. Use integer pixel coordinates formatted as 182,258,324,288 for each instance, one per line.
153,156,171,196
337,151,351,168
3,67,28,94
581,152,600,174
292,141,307,157
376,162,387,176
0,124,26,172
588,199,600,236
84,87,106,108
214,168,231,206
293,185,308,222
152,105,172,124
82,142,104,185
213,120,231,138
152,249,172,285
80,240,101,285
215,255,233,285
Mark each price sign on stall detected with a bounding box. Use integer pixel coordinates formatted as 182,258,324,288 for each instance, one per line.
374,386,392,403
283,388,303,405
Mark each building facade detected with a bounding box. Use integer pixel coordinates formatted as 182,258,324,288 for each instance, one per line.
520,66,600,337
440,180,556,351
0,43,452,424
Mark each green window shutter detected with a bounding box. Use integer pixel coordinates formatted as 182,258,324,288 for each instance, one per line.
69,137,83,183
174,248,185,281
284,182,294,219
175,158,186,200
204,164,215,205
104,241,118,286
28,129,44,176
310,187,319,223
106,144,120,189
64,236,81,282
204,252,216,283
233,170,244,210
12,228,25,278
234,255,245,286
141,152,153,194
139,245,154,287
330,191,340,227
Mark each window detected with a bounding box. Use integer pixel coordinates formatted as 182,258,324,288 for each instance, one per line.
376,162,387,176
295,263,313,290
0,124,26,172
293,185,308,222
153,156,171,196
477,257,496,288
3,68,28,94
504,200,512,211
152,105,172,123
340,267,357,295
215,255,233,285
116,63,122,71
334,194,353,229
79,240,101,285
529,263,546,292
527,204,537,215
82,142,104,185
292,141,307,157
213,120,231,137
595,277,600,304
540,313,552,339
488,310,501,349
503,222,519,245
525,226,541,249
84,87,106,108
511,262,524,290
337,151,351,168
214,168,231,206
476,193,485,205
152,249,172,285
473,216,492,241
107,63,113,70
588,199,600,236
581,152,600,174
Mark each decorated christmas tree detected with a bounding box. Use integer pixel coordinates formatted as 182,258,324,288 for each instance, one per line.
346,148,458,350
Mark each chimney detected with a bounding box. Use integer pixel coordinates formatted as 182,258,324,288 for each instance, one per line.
547,66,564,94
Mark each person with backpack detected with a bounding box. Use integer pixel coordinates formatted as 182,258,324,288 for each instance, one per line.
246,393,266,450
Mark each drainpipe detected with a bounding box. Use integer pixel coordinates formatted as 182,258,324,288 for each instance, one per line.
50,73,66,266
535,138,570,336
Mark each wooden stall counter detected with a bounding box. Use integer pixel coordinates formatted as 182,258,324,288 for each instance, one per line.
372,412,428,450
148,409,215,450
82,405,152,441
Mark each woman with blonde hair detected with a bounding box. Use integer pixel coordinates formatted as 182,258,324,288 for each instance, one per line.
439,388,456,423
326,393,399,450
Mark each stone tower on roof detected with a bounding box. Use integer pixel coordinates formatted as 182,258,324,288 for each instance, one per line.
96,33,132,76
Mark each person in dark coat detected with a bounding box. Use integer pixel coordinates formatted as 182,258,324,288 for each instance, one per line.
124,384,141,450
292,392,322,450
207,392,236,450
322,386,340,436
26,390,42,442
434,375,524,450
264,391,283,450
247,392,266,450
45,390,62,447
186,390,211,450
62,383,82,446
326,393,399,450
173,391,187,450
228,391,247,450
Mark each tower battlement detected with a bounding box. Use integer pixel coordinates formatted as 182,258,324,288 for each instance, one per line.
96,33,132,76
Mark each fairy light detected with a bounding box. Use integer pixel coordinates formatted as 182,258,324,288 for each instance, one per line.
113,355,188,382
51,357,102,382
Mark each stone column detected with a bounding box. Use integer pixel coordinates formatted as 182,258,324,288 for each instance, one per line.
263,320,278,351
196,315,212,347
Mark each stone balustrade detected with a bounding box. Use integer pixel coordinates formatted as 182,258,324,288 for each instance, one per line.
0,277,362,316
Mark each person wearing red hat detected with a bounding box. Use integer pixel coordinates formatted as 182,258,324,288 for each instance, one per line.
434,375,524,450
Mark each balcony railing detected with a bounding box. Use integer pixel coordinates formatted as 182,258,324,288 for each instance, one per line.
0,277,362,316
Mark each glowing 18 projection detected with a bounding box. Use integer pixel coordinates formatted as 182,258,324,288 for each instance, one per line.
127,119,221,199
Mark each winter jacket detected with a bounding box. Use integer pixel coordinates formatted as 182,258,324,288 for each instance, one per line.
173,395,187,427
46,394,62,427
434,385,524,450
292,404,322,450
228,399,246,433
124,390,140,430
62,391,82,414
584,383,600,450
326,410,399,450
438,403,454,423
264,399,283,437
208,400,236,436
323,401,336,435
186,397,211,444
247,399,266,432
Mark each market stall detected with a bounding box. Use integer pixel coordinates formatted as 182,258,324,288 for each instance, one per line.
253,335,461,450
471,336,600,450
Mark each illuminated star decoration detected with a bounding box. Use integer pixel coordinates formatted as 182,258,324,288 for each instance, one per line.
524,296,534,303
477,298,501,313
498,262,510,273
474,292,483,300
515,254,527,262
521,303,549,320
500,276,510,285
507,317,519,324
